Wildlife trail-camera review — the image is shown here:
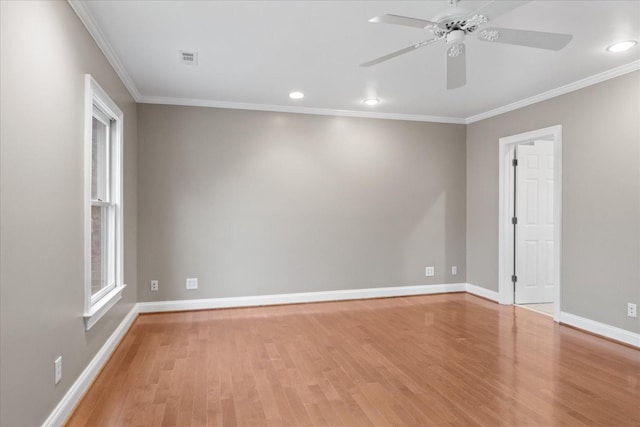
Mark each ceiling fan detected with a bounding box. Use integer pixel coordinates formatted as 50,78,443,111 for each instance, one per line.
361,0,573,89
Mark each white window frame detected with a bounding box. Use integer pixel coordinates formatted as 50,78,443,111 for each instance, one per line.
83,75,126,330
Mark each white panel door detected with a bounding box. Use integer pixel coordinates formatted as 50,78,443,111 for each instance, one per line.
515,140,554,304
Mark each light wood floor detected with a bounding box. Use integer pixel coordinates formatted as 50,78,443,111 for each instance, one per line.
66,293,640,426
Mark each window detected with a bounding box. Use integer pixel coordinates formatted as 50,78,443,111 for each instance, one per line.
84,75,125,330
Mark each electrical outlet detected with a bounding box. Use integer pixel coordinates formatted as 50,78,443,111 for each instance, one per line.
628,303,637,318
150,280,158,291
425,267,435,277
186,278,198,290
451,266,457,275
54,356,62,385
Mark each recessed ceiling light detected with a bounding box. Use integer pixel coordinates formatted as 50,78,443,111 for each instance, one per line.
606,40,637,53
289,91,304,99
363,98,380,106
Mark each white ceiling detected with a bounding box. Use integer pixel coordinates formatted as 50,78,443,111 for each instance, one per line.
74,0,640,123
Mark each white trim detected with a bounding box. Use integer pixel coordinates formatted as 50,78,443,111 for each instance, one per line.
66,0,639,125
137,60,639,123
137,96,466,124
560,312,640,348
465,283,500,302
41,288,639,426
137,283,467,313
84,284,127,330
68,1,142,101
498,125,563,322
42,304,138,427
466,61,640,123
90,200,111,208
84,75,125,328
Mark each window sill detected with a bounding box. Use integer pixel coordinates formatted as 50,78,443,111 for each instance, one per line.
84,284,127,330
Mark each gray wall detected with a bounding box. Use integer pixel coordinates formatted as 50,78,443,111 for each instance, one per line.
467,71,640,333
0,2,137,426
137,105,466,301
2,2,637,424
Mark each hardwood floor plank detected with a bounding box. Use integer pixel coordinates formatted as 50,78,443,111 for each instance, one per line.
220,397,238,427
65,293,640,426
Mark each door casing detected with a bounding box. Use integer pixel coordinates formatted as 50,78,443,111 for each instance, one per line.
498,125,562,322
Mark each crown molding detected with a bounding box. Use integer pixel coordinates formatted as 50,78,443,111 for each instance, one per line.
68,0,638,126
140,58,639,124
68,0,142,101
137,96,466,124
465,60,640,124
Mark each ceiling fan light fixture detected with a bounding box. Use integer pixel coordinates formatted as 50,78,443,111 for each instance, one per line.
446,30,465,45
363,98,380,106
289,91,305,99
606,40,637,53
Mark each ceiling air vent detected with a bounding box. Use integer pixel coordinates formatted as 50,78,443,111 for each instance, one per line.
179,51,198,65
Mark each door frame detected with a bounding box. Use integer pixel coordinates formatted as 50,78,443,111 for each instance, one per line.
498,125,562,322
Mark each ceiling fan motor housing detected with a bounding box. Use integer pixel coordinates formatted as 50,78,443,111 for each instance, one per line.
432,6,472,24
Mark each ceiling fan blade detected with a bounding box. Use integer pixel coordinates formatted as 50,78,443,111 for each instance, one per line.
369,14,439,29
464,1,530,22
477,27,572,50
361,38,440,67
447,43,466,90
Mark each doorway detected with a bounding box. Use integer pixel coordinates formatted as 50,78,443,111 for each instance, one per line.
498,126,562,322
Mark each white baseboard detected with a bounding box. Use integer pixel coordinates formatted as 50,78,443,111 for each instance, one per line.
137,283,467,313
559,312,640,348
41,285,638,426
464,283,500,302
42,305,139,427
